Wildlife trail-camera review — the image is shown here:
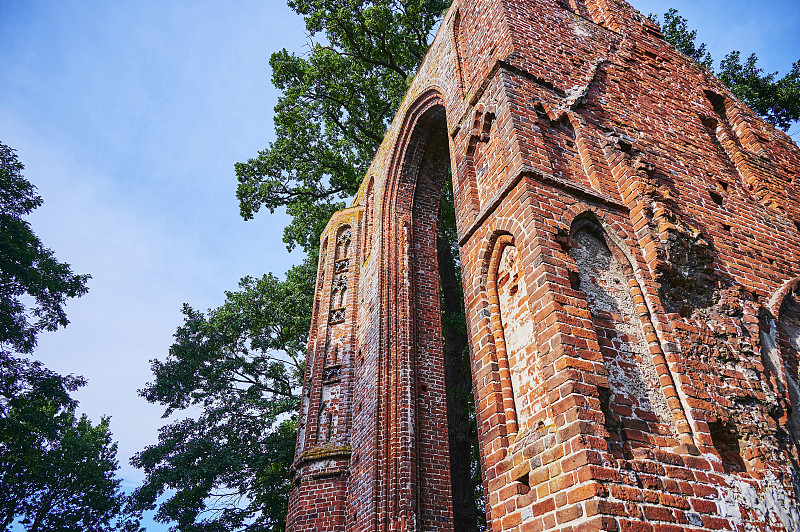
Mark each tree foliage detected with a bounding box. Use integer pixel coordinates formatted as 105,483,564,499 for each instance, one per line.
131,260,315,531
0,142,90,355
0,143,133,531
718,52,800,131
650,8,713,69
235,0,450,253
650,9,800,131
141,3,455,529
0,355,136,531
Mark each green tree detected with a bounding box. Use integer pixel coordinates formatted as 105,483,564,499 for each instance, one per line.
650,9,800,131
718,51,800,131
0,355,138,531
136,3,459,530
649,8,713,69
0,142,90,355
131,262,314,531
235,0,450,253
0,143,137,531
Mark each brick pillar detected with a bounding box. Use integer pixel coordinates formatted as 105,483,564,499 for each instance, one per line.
287,208,363,532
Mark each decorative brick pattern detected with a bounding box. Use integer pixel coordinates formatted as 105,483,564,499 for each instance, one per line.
286,0,800,530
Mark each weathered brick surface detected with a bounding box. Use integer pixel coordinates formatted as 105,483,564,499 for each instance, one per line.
287,0,800,530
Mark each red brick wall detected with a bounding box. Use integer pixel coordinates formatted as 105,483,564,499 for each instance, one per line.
287,0,800,530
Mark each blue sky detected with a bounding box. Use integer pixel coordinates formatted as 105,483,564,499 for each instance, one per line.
1,0,798,530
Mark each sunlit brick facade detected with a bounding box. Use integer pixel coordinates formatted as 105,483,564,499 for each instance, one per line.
287,0,800,530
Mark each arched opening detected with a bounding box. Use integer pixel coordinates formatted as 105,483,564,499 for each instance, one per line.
412,110,483,532
388,94,483,531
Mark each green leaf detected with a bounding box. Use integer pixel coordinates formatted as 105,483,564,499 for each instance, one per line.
0,354,139,531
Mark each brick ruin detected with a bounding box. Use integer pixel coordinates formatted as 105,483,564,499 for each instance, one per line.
286,0,800,530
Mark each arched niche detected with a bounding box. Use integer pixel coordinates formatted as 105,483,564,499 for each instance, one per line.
484,233,526,435
362,176,375,260
330,225,351,324
763,280,800,446
567,216,682,455
452,8,467,93
334,224,352,263
317,236,328,290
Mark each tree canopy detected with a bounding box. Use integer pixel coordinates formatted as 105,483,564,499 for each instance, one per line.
138,5,458,530
0,142,90,355
131,262,314,531
0,143,136,531
0,349,138,531
235,0,451,254
139,3,454,527
651,8,800,131
650,8,713,69
718,51,800,131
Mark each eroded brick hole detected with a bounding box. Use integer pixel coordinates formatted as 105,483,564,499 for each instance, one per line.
598,386,626,455
708,420,746,473
709,189,724,206
617,138,633,153
514,472,530,495
568,268,581,290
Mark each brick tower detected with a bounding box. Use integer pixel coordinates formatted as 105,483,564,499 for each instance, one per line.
287,0,800,531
